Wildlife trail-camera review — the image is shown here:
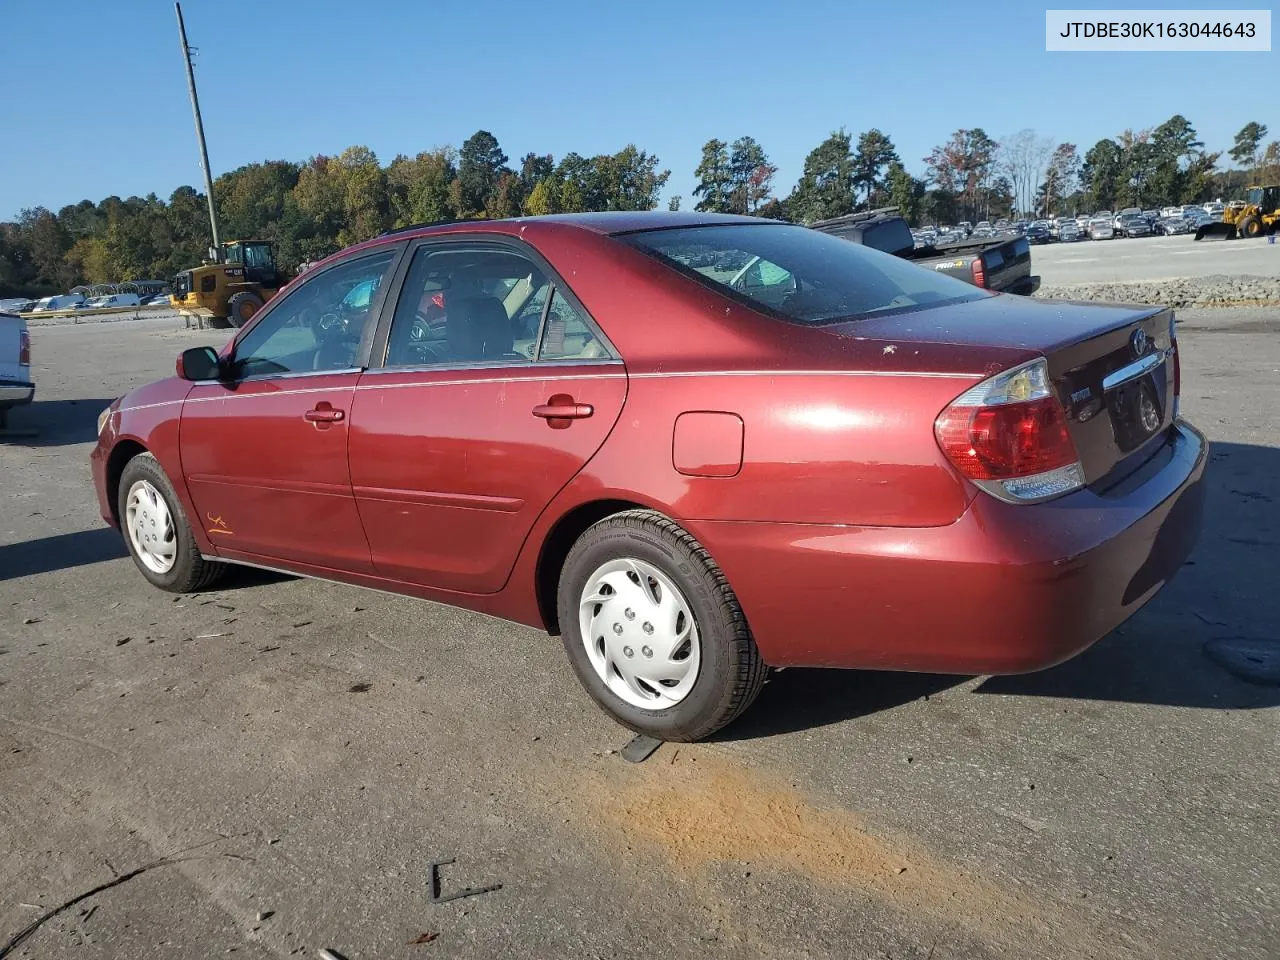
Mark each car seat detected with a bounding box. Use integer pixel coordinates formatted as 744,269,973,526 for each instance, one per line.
447,296,518,360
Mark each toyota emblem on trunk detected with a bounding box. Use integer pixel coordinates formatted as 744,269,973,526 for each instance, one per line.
1131,328,1149,356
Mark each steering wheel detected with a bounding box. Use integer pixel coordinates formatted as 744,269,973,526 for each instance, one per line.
318,312,344,331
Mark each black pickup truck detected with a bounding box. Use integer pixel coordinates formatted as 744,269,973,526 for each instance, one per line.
810,208,1041,296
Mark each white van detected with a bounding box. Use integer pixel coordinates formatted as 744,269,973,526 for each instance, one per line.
30,293,85,312
80,294,142,310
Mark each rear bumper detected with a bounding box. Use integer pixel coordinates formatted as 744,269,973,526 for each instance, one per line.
686,421,1207,674
1006,275,1041,296
0,381,34,407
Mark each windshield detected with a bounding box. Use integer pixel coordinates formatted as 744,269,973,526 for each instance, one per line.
621,223,987,325
242,243,272,269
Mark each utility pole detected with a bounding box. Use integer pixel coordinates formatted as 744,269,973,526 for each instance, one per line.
175,2,221,259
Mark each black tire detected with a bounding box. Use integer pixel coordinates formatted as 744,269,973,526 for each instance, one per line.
1237,215,1261,239
117,453,225,593
557,510,767,742
226,290,264,329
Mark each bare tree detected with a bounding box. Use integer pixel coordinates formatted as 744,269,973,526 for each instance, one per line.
998,130,1055,217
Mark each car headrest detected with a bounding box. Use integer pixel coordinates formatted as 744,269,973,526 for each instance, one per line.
447,296,513,360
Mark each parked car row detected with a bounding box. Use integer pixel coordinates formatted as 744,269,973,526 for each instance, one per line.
0,290,173,314
912,200,1230,247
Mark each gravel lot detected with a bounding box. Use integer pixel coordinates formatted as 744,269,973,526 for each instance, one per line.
1034,233,1279,286
1,313,1278,959
1038,274,1280,309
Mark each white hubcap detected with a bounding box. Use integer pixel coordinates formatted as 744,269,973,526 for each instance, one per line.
125,479,177,574
579,558,701,710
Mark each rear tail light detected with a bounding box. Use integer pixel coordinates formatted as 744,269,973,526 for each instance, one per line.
19,329,30,366
970,258,986,288
935,358,1083,503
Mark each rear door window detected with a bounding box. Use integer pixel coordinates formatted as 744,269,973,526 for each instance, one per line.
538,291,611,361
384,245,548,367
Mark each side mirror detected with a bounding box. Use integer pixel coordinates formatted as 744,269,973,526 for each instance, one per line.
176,346,222,381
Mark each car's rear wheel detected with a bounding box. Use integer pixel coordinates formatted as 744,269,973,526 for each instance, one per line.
118,453,225,593
557,510,766,742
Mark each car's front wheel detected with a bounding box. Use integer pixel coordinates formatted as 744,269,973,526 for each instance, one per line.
557,510,767,742
118,453,225,593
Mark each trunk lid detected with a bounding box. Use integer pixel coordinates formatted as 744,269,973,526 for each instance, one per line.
825,294,1178,485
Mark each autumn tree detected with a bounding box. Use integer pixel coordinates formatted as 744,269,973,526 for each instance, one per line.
457,130,509,216
924,129,997,222
754,197,791,221
886,162,923,224
920,189,958,226
519,153,555,194
522,179,556,216
485,171,522,219
22,208,74,288
216,161,301,244
728,136,775,214
594,146,670,210
387,148,457,226
1258,140,1280,184
1229,122,1268,172
693,139,732,213
997,129,1054,216
852,129,899,208
1080,138,1123,212
789,130,856,223
1037,143,1080,215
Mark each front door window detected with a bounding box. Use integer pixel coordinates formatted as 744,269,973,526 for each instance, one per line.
233,251,397,378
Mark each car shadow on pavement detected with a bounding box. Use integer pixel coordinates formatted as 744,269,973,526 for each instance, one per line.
0,527,127,580
715,669,966,741
0,526,294,589
979,440,1280,708
1,398,116,446
216,564,294,590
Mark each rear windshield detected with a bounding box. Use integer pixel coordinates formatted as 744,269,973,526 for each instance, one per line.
621,223,987,325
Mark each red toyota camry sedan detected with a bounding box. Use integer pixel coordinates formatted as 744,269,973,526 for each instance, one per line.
91,212,1206,741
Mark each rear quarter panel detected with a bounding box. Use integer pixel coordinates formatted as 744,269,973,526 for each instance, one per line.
574,370,981,527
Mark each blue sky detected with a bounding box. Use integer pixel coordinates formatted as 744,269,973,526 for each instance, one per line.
1,0,1275,219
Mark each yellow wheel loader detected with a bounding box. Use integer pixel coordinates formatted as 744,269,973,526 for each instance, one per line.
170,240,285,328
1195,185,1280,241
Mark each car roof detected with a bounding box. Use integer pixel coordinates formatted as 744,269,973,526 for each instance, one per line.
380,210,764,244
290,211,779,286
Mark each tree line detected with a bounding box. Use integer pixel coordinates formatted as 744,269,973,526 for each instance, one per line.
1,118,1275,297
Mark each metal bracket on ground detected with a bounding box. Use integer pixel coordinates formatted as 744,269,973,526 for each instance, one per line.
428,858,502,903
620,734,664,763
